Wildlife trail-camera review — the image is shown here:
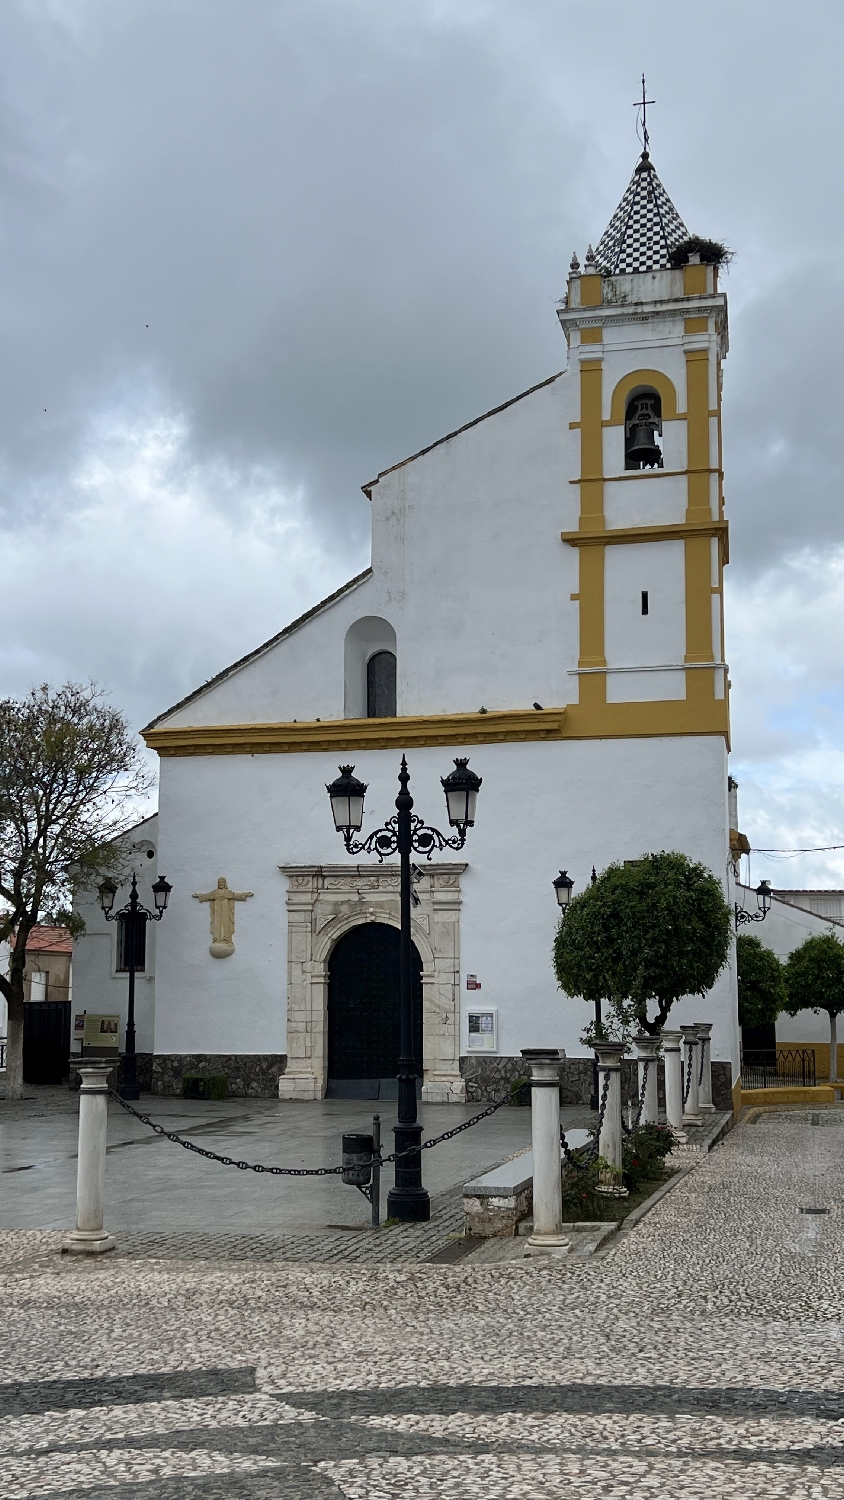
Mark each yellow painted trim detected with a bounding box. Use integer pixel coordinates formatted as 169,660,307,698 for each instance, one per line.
577,546,606,674
684,534,714,669
580,326,602,344
144,708,568,757
570,468,722,486
143,700,731,758
684,316,708,334
561,519,728,551
740,1086,835,1109
606,369,681,425
564,698,729,742
580,274,602,307
683,263,708,296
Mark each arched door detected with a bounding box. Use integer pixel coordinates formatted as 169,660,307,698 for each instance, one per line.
327,923,422,1099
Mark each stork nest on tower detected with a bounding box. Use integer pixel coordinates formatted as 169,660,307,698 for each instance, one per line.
668,236,733,268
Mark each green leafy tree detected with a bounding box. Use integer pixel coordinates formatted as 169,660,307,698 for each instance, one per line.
736,934,786,1030
553,851,732,1038
784,932,844,1083
0,684,152,1100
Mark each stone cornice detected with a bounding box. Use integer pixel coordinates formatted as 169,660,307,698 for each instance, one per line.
561,518,728,564
144,707,567,757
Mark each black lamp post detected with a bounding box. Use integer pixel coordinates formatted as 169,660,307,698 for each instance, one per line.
735,878,772,929
327,754,481,1222
98,871,172,1100
553,866,603,1110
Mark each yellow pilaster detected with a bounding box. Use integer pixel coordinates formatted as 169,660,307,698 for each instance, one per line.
685,348,711,521
577,358,605,701
684,338,715,701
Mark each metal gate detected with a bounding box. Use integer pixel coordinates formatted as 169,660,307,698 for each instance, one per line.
23,1001,71,1085
327,923,422,1099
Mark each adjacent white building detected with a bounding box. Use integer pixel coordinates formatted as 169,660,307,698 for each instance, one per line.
76,147,742,1107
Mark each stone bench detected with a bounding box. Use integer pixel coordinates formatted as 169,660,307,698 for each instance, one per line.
463,1130,591,1237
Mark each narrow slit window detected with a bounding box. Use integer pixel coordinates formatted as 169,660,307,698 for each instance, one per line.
366,650,397,718
641,590,649,616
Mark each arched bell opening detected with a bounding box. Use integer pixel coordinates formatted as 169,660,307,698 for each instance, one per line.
624,389,663,470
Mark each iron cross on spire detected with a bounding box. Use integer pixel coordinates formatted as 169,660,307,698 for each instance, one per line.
634,73,655,154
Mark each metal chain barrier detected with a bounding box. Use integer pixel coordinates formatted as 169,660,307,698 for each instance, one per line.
620,1057,651,1136
683,1045,694,1106
698,1036,706,1088
108,1087,516,1175
565,1068,611,1165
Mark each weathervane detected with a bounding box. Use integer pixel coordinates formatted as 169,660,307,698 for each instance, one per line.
634,73,655,154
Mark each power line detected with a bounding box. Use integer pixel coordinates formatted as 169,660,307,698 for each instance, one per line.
752,844,844,854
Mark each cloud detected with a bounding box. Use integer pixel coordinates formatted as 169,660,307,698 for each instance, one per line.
728,549,844,887
0,0,842,874
0,397,357,733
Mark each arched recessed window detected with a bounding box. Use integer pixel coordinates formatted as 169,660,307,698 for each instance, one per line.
367,651,396,718
624,390,663,471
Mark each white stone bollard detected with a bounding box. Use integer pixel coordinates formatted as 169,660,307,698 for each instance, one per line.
593,1042,626,1177
661,1030,686,1140
62,1062,116,1255
521,1048,569,1255
695,1022,715,1112
681,1025,703,1127
633,1035,661,1126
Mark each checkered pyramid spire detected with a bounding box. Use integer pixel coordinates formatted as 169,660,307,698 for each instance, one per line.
594,152,689,274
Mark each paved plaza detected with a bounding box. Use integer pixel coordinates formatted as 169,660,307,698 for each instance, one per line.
3,1103,844,1497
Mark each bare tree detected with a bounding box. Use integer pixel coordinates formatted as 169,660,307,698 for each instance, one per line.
0,684,152,1100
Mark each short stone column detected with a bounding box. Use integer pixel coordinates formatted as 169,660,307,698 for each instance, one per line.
633,1035,661,1126
661,1030,686,1139
520,1049,569,1255
593,1042,626,1176
62,1062,116,1255
681,1025,703,1127
695,1022,715,1112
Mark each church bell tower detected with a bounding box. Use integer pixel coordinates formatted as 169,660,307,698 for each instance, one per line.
557,144,729,743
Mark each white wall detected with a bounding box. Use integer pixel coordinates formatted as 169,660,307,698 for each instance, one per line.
160,374,581,728
739,886,844,1044
154,733,737,1074
72,815,160,1053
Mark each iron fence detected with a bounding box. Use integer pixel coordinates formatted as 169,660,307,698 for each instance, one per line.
741,1047,816,1089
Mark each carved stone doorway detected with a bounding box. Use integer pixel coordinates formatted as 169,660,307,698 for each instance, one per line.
279,863,466,1102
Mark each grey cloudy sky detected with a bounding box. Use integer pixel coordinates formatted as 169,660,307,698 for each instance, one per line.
1,0,842,884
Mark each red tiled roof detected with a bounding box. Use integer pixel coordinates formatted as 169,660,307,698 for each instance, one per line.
25,926,73,955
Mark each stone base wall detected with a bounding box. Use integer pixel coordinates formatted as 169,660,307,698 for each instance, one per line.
151,1054,288,1098
460,1055,530,1103
68,1053,153,1093
461,1054,736,1113
464,1187,532,1238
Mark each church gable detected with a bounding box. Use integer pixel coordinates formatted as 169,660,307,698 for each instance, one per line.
147,369,577,735
146,568,375,730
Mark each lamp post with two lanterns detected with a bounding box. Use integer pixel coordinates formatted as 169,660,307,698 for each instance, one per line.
326,754,482,1223
97,871,172,1101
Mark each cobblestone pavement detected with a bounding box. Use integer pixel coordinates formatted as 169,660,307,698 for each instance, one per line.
4,1108,844,1497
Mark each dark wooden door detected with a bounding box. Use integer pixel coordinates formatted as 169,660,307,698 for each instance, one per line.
327,923,422,1097
23,1001,71,1084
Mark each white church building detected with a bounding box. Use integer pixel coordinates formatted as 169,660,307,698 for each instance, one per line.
74,147,742,1109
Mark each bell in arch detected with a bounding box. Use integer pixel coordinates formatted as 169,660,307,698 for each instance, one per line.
625,393,663,470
